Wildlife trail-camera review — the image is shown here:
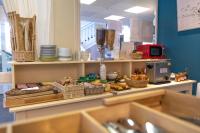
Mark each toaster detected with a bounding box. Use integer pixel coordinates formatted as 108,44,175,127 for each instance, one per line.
146,61,171,84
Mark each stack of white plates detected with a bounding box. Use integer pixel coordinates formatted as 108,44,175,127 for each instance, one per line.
58,48,72,61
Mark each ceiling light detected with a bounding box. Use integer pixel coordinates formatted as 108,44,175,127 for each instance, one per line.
80,0,96,5
125,6,149,14
104,15,125,21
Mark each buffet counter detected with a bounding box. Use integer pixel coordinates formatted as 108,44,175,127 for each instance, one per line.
9,80,196,121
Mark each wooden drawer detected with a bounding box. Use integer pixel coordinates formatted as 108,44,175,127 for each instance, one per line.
1,89,200,133
104,89,200,132
10,111,106,133
0,126,6,133
86,103,200,133
6,102,199,133
135,90,200,115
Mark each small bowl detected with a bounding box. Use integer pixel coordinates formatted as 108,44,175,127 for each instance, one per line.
81,52,90,61
107,72,118,80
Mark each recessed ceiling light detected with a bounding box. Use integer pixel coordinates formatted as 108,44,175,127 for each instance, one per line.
80,0,96,5
125,6,149,14
104,15,125,21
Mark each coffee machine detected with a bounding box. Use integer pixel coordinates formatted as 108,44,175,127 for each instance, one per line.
96,28,115,60
96,28,106,61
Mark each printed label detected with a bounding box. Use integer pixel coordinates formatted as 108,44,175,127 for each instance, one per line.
160,68,168,73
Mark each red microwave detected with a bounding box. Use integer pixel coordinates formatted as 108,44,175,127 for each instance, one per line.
136,44,165,59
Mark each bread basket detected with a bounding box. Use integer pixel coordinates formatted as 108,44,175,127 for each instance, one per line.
125,79,149,88
131,52,143,59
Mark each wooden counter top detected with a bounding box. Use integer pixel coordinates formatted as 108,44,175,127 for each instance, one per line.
115,80,196,95
10,93,113,112
9,80,196,113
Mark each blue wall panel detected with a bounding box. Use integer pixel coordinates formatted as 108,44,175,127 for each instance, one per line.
158,0,200,93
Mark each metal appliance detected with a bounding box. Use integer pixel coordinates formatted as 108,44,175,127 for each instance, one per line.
146,61,171,84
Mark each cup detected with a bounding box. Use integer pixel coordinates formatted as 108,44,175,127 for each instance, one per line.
81,51,90,61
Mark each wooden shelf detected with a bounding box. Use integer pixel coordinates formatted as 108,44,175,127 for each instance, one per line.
10,59,170,87
9,59,170,65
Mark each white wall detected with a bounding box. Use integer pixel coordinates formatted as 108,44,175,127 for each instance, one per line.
130,16,153,43
53,0,80,59
2,0,80,59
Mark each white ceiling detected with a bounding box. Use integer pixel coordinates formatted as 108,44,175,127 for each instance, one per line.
80,0,157,23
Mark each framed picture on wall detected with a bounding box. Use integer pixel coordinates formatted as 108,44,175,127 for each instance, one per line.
177,0,200,31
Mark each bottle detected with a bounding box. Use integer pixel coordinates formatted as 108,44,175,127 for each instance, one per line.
100,64,106,80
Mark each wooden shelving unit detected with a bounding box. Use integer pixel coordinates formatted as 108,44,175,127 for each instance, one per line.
10,59,170,87
7,59,197,121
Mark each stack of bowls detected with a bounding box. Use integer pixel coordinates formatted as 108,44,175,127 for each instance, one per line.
58,48,72,61
40,45,57,61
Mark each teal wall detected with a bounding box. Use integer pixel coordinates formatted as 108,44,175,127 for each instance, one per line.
158,0,200,94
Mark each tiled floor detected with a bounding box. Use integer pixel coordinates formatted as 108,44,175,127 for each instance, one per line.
0,95,14,124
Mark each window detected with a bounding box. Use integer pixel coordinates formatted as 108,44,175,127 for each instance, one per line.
0,6,12,72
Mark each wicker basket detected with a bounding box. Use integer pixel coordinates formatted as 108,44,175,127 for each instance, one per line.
12,51,35,62
54,82,85,99
84,86,104,96
126,79,148,88
131,52,143,59
8,12,36,62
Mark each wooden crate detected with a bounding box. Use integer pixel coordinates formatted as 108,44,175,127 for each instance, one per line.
11,111,106,133
4,93,64,108
104,89,200,129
